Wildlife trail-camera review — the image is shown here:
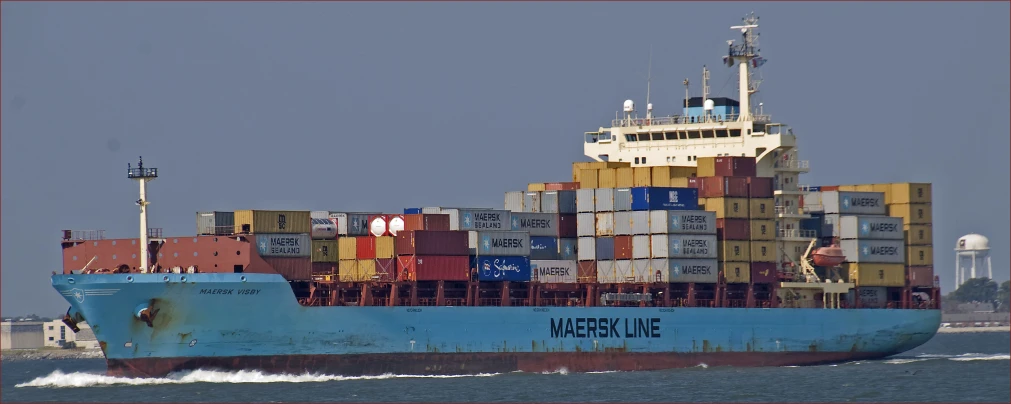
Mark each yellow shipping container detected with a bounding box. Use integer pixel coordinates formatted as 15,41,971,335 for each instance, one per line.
311,240,339,263
718,240,751,261
750,241,777,263
671,166,697,178
845,263,905,287
855,184,875,192
904,224,933,245
598,168,618,188
650,167,672,187
670,177,690,187
838,185,859,192
749,198,774,220
749,220,776,241
338,237,358,260
615,167,635,188
572,161,630,182
234,210,311,234
704,197,749,219
889,203,933,225
721,262,751,284
337,259,358,282
696,157,716,177
890,183,932,205
527,183,546,192
907,245,933,266
871,183,892,198
579,168,599,188
375,236,396,259
632,167,652,187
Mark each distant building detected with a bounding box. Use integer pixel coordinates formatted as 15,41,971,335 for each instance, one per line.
1,321,45,350
42,320,100,350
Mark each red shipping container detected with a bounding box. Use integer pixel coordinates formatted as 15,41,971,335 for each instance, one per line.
687,177,702,189
311,262,336,275
700,176,749,198
395,230,470,256
614,236,633,259
716,218,750,240
368,215,389,237
558,214,578,238
403,214,451,232
396,255,469,281
356,236,377,259
261,257,311,281
747,177,774,198
545,182,580,191
713,156,757,177
820,185,840,191
907,266,934,287
374,258,397,282
750,262,778,284
577,261,597,283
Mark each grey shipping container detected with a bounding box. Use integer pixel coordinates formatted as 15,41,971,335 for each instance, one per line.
558,238,578,260
310,210,330,220
807,191,887,215
576,189,596,213
632,235,651,259
595,260,615,282
524,192,542,213
847,286,888,308
469,230,531,256
614,211,650,235
329,212,378,236
531,260,578,283
577,213,596,237
577,237,596,261
666,258,719,283
651,234,718,259
595,237,616,260
255,233,312,258
541,190,577,214
595,212,614,236
595,188,615,212
840,239,905,264
445,209,511,231
504,191,524,212
648,210,717,235
838,215,904,240
196,211,235,235
614,188,632,211
509,212,562,237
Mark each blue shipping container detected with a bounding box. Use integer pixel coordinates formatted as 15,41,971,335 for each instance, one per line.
595,237,616,260
530,236,560,260
558,238,578,261
403,208,423,214
471,256,532,282
630,187,699,211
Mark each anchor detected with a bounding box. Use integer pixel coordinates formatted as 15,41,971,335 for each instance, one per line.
134,299,160,328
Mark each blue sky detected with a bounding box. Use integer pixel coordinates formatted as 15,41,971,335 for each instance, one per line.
2,2,1008,316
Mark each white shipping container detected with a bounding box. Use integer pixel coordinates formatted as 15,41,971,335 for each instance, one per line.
848,286,887,308
630,211,650,235
839,215,904,240
524,192,542,213
635,259,662,282
840,239,905,264
595,260,615,281
649,210,717,235
649,258,669,281
614,211,633,235
310,210,330,220
614,188,632,211
595,188,615,212
595,212,615,236
615,260,634,282
577,213,596,237
576,189,596,213
531,260,578,283
577,237,597,261
632,235,651,259
504,191,524,212
650,234,670,258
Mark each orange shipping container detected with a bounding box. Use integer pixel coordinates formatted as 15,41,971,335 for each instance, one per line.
544,182,580,191
579,169,599,189
598,168,617,188
615,167,635,188
632,167,652,187
904,224,932,245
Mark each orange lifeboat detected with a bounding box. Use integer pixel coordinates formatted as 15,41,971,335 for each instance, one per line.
811,244,846,267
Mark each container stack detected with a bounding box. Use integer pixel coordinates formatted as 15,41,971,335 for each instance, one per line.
394,230,472,281
574,162,697,189
509,212,578,283
233,210,313,280
419,207,539,283
694,157,778,288
879,183,934,288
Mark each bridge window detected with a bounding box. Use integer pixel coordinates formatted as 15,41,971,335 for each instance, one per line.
651,133,663,141
585,133,599,143
688,131,701,139
716,129,729,138
702,130,715,139
625,134,637,142
664,132,676,140
637,133,650,141
635,157,640,164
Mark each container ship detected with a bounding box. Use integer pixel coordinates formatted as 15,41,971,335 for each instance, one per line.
52,13,941,378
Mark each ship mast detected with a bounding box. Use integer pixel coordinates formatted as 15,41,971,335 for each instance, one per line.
724,12,763,121
127,156,158,273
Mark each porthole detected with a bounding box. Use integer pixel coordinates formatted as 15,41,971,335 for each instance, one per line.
173,252,179,257
112,255,117,260
236,250,241,255
112,240,117,246
193,252,198,257
93,241,99,246
173,239,178,244
192,238,198,243
214,252,219,257
132,240,137,245
132,254,137,259
158,253,163,258
73,256,78,261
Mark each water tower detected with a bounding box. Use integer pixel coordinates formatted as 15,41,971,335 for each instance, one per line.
954,233,992,287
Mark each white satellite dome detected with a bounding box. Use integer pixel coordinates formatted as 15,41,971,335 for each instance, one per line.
623,99,635,113
956,234,989,251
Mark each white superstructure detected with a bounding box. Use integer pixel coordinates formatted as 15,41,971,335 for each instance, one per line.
581,13,814,270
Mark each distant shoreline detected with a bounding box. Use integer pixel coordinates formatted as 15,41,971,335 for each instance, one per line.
937,326,1010,334
1,348,104,361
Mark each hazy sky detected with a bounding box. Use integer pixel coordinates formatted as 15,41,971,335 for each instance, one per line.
2,2,1008,316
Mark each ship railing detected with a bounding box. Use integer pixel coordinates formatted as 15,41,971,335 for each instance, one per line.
774,159,810,170
778,229,818,238
539,298,580,307
62,230,107,241
694,298,717,308
147,228,163,238
774,184,812,193
774,205,800,215
725,299,748,308
443,298,464,307
608,113,771,128
476,298,501,307
198,225,236,236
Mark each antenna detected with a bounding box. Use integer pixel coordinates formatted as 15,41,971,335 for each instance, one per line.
127,156,158,273
683,78,690,118
723,12,765,121
645,45,654,120
702,65,711,122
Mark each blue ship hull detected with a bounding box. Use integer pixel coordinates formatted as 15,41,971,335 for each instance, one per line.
52,273,941,377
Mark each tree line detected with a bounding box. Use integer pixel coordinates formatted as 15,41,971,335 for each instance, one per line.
942,277,1010,313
